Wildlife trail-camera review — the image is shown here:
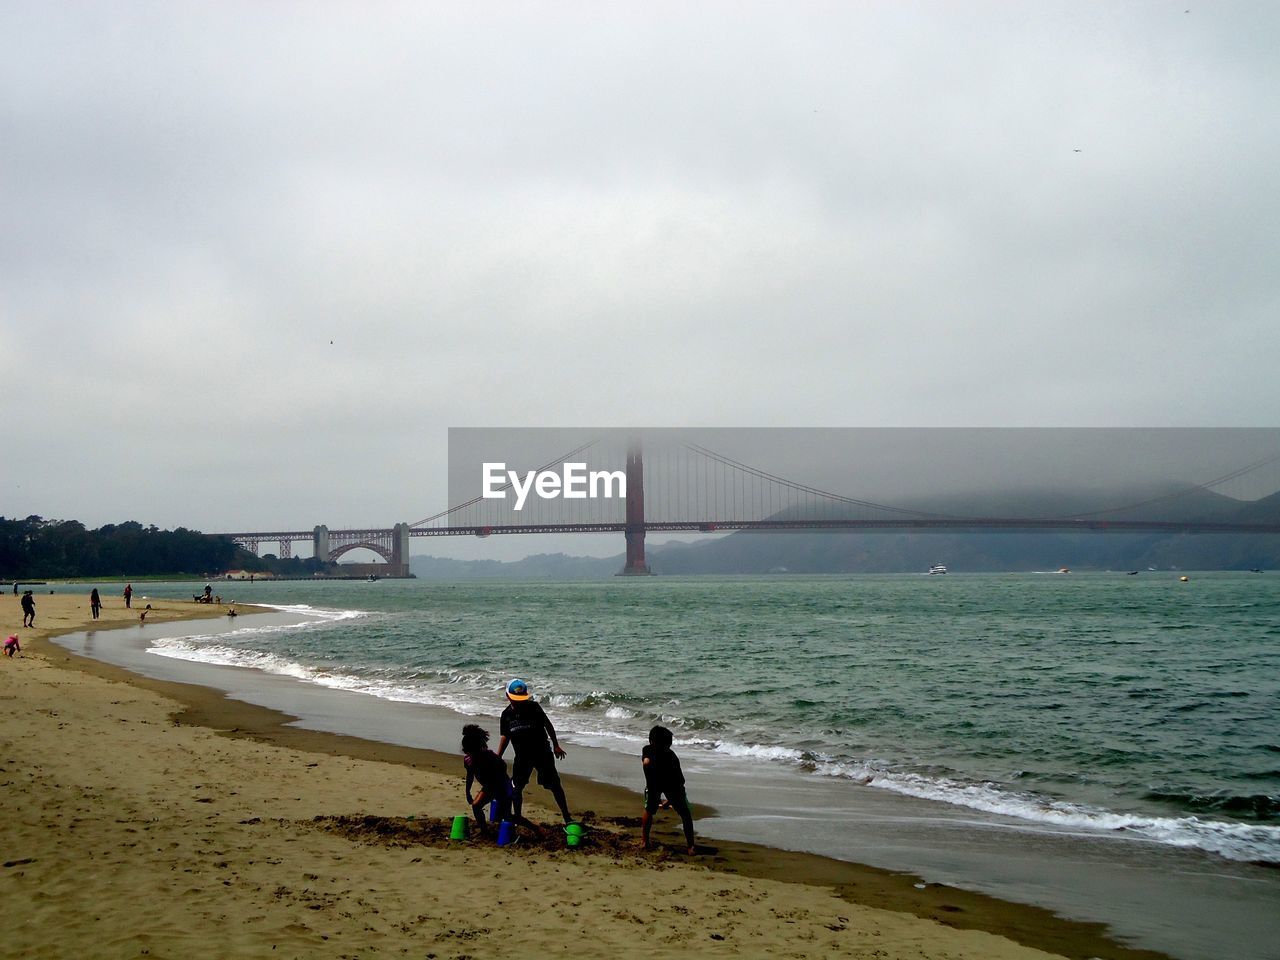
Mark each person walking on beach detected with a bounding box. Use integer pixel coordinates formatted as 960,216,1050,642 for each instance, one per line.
461,724,535,836
497,679,573,825
90,588,102,620
123,583,133,609
640,725,696,855
20,590,35,628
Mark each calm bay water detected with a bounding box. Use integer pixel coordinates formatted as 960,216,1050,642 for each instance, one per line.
128,571,1280,865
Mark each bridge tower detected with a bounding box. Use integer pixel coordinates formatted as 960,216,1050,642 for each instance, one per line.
391,522,411,576
621,443,651,575
313,525,329,562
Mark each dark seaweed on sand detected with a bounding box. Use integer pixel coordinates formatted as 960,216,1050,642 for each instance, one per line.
306,813,696,861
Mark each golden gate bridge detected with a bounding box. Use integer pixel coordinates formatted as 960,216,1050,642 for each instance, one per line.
218,439,1280,576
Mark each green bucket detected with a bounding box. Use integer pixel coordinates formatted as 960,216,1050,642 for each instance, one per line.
565,822,585,848
450,815,469,841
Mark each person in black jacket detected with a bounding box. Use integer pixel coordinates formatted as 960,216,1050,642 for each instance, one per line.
496,679,573,825
641,725,696,855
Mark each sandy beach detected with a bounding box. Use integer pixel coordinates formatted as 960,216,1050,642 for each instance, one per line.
0,592,1171,960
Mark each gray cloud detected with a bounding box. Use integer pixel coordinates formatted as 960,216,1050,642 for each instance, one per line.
3,2,1277,558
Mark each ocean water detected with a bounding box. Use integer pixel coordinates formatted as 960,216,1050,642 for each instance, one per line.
126,572,1280,866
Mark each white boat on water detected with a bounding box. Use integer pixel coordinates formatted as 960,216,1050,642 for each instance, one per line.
928,563,948,575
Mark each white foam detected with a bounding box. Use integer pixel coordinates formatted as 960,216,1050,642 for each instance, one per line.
146,605,365,652
146,616,520,723
685,741,837,774
708,741,808,763
808,761,1280,863
149,639,323,679
255,603,364,623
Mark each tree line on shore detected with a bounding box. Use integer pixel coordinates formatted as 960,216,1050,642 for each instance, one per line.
0,516,329,579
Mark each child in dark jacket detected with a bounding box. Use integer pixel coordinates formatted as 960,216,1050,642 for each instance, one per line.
641,725,696,854
462,724,534,835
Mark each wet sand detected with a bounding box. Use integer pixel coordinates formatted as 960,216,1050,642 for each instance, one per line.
1,593,1171,959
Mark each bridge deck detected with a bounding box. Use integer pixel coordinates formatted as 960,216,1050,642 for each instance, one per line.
221,518,1280,541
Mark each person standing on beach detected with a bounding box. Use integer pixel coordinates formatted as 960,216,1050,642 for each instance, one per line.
640,725,696,855
123,583,132,609
90,588,102,620
497,679,573,825
20,590,35,627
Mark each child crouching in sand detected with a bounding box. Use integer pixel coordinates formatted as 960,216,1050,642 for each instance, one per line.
641,725,696,855
461,724,533,836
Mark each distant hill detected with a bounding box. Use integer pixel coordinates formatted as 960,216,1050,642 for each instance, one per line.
644,529,1280,574
409,485,1280,578
1228,489,1280,524
865,482,1260,523
645,484,1280,574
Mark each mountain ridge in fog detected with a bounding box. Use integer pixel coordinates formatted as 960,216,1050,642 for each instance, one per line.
409,483,1280,577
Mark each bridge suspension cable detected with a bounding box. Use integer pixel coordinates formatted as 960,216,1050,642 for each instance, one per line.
409,437,601,528
1054,449,1280,520
683,443,954,520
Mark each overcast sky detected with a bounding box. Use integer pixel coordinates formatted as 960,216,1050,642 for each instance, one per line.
3,2,1278,560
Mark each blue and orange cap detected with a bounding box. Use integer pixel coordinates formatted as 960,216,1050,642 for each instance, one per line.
506,678,531,701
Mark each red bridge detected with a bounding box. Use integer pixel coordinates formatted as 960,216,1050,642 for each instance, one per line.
219,438,1280,576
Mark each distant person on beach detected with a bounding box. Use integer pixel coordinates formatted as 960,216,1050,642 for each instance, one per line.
641,725,696,855
20,590,35,627
4,634,19,657
90,588,101,620
461,723,534,836
497,679,573,825
123,584,133,609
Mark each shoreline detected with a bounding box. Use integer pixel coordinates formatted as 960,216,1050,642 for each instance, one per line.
2,595,1174,960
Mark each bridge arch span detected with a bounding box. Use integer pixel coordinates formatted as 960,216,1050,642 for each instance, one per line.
328,541,394,564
